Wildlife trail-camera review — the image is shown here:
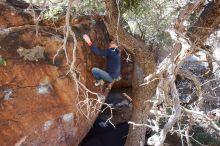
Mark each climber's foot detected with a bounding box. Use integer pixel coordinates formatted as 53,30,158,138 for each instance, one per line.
94,80,105,86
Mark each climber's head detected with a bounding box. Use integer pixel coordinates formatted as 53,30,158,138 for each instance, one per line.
108,38,118,48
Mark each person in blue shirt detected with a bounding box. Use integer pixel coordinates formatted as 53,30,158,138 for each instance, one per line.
83,34,121,86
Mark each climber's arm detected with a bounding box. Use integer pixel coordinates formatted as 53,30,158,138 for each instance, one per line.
90,45,108,56
83,34,108,56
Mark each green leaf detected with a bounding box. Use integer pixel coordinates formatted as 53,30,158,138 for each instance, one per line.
0,56,6,66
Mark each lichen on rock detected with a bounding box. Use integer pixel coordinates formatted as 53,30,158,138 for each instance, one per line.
17,45,45,61
3,88,13,100
37,83,52,94
42,120,54,131
61,113,74,123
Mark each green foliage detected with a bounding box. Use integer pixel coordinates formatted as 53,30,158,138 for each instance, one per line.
44,5,65,20
43,0,105,19
121,0,178,50
0,55,6,66
120,0,143,13
73,0,105,15
24,0,63,4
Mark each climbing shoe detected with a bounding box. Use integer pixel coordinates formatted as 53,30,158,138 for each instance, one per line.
95,80,104,86
115,76,121,81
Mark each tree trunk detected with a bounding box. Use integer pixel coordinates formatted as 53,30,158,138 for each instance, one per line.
125,57,155,146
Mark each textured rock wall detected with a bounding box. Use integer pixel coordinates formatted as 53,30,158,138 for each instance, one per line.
0,2,132,146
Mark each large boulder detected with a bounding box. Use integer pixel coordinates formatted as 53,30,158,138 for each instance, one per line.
0,1,132,146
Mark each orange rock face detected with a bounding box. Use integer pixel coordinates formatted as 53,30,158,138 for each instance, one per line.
0,2,132,146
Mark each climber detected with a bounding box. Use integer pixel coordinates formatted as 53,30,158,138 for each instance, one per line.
83,34,121,86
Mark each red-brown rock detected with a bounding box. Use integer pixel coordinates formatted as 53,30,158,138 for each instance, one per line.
0,1,132,146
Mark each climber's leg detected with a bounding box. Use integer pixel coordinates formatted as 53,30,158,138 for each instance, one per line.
92,67,113,83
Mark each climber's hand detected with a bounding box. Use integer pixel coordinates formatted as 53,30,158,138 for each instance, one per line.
83,34,92,45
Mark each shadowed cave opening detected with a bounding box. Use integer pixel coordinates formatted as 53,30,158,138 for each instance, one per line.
80,86,133,146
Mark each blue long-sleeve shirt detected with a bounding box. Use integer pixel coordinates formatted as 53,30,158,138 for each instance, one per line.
90,44,121,79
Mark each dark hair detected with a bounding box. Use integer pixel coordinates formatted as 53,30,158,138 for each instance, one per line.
108,38,113,43
108,37,118,46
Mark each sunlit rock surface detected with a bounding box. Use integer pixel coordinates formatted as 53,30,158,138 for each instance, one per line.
0,1,132,145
